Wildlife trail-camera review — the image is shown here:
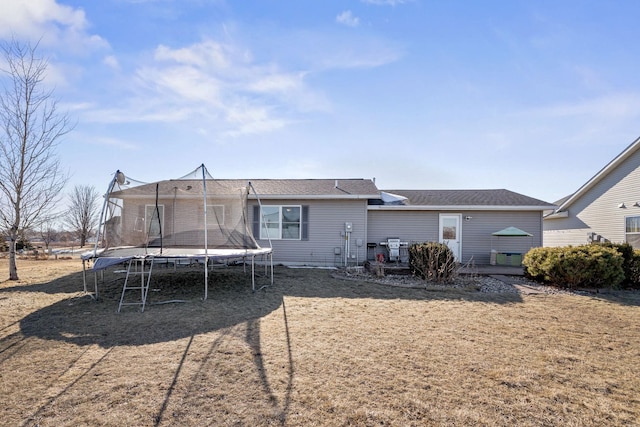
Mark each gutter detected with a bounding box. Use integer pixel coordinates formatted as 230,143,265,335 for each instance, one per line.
367,204,558,211
248,194,381,200
543,210,569,219
556,135,640,211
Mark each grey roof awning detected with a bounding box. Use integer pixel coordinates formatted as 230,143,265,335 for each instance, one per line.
492,226,533,237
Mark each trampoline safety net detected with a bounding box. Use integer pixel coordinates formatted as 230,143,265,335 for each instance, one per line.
95,164,262,256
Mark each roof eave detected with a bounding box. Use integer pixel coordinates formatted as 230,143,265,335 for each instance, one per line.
368,204,557,211
543,210,569,219
557,135,640,211
250,194,380,200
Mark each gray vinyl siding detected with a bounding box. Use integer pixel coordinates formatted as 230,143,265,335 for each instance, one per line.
462,211,542,264
368,209,543,264
367,211,438,262
250,199,369,266
543,147,640,246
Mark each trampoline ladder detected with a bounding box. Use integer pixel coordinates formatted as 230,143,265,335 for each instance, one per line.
118,258,154,312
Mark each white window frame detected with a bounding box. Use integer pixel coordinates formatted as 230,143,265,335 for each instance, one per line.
625,215,640,248
145,204,165,237
206,204,225,227
260,205,302,240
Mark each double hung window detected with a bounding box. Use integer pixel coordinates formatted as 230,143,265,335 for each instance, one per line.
145,205,164,237
260,206,301,240
626,216,640,248
206,205,225,227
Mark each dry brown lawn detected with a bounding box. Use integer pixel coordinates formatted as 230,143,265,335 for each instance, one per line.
1,258,639,426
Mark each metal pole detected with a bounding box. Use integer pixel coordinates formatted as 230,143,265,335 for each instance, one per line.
202,164,209,300
92,171,119,258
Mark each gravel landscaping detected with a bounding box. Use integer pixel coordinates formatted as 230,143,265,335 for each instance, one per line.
333,266,585,295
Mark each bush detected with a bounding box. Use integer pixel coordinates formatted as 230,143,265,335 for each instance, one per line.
522,246,558,282
408,242,457,283
626,250,640,288
523,245,624,289
594,242,640,288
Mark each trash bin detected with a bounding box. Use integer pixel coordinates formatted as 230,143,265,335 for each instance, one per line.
510,253,522,266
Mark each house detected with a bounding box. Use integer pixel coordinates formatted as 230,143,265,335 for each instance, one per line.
248,182,554,266
94,167,554,268
543,136,640,248
365,189,551,265
247,179,379,266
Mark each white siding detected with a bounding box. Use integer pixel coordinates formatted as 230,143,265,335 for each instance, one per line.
543,228,590,247
544,147,640,246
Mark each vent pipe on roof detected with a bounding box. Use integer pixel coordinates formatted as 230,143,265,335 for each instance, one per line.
335,179,338,188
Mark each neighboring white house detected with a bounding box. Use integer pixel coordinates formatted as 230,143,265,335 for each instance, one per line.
543,136,640,248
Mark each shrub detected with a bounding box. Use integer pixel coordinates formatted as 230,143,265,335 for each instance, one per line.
522,246,559,282
595,242,639,287
408,242,457,283
626,250,640,288
523,245,624,289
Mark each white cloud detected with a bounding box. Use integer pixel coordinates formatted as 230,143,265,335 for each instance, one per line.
71,19,399,138
310,37,403,69
524,93,640,120
0,0,108,51
82,38,327,138
103,55,120,70
275,29,404,71
336,10,360,27
361,0,411,5
137,64,223,104
224,103,289,137
154,41,230,69
60,101,95,112
87,135,140,151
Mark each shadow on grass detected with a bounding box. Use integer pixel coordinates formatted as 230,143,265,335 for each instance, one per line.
587,290,640,307
14,265,637,426
0,270,87,295
16,266,526,349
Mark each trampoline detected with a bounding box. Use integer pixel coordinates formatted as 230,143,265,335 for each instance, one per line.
82,164,273,312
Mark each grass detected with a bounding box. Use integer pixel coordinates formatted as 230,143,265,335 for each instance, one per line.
1,258,639,426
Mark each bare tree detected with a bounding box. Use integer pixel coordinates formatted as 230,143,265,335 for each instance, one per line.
39,216,60,253
0,39,71,280
65,185,99,247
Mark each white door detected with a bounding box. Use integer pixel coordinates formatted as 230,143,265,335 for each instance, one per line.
439,214,462,261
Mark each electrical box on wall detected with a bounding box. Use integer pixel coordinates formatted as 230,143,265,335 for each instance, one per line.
345,222,353,232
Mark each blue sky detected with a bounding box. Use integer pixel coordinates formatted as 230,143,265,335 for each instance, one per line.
1,0,640,204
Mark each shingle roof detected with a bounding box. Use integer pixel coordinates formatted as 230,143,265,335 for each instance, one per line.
382,189,553,207
248,179,380,197
553,194,572,206
112,178,380,199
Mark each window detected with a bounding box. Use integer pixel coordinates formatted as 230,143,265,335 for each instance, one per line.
626,216,640,248
206,205,225,227
145,205,164,237
260,206,301,240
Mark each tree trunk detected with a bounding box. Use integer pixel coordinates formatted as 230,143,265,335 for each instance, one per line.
8,237,18,280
